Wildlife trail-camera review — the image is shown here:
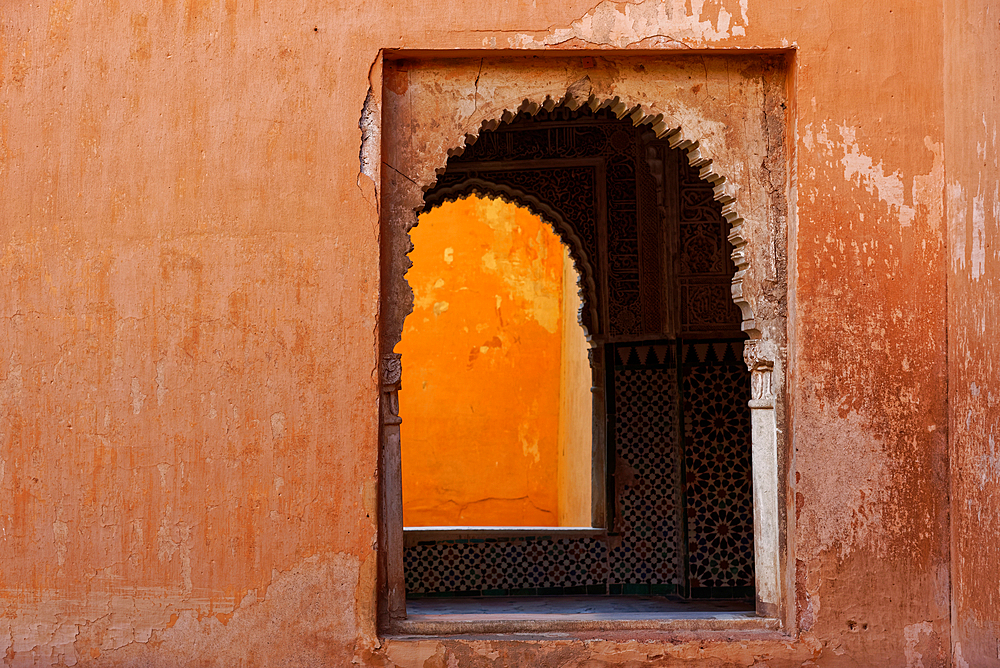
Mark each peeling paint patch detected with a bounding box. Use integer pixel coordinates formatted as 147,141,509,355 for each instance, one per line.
359,87,379,182
155,358,167,406
971,187,986,279
270,411,286,439
52,520,68,567
157,462,171,488
513,0,749,48
979,431,1000,490
903,621,938,668
954,641,970,668
518,420,541,464
806,125,943,233
479,198,561,333
0,362,22,400
130,377,146,414
948,181,967,270
797,407,891,559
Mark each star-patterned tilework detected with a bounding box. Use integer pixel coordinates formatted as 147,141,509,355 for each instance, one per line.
683,340,755,595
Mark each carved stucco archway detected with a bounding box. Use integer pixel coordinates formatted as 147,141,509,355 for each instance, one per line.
376,54,789,627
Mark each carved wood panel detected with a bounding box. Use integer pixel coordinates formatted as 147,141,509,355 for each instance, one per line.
677,158,743,337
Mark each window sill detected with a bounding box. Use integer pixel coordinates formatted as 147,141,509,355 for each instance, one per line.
387,596,779,636
404,526,606,547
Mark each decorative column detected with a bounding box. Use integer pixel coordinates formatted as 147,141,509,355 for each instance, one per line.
380,353,406,619
744,339,780,618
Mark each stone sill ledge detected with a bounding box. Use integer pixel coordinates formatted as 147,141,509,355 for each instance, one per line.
404,526,606,546
387,597,778,636
386,615,780,636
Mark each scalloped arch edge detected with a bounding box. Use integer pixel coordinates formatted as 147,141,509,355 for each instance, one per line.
424,94,758,339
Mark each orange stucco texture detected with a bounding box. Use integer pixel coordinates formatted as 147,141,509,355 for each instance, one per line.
399,196,573,527
945,0,1000,664
0,0,996,663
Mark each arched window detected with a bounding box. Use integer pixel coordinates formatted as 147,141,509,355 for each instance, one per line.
394,105,754,613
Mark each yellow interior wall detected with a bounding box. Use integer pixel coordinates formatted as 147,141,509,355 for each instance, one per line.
557,256,594,526
399,195,590,527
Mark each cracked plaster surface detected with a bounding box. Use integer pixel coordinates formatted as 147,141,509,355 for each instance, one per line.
0,553,363,667
506,0,750,48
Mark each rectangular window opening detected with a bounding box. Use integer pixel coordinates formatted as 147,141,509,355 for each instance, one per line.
378,53,791,634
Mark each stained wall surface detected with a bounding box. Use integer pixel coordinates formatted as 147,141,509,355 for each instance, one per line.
0,0,975,666
945,0,1000,665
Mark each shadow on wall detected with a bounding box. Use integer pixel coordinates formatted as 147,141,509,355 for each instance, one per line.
398,195,592,527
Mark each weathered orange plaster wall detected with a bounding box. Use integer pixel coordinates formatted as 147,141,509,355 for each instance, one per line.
0,0,381,663
398,196,568,527
784,4,952,663
945,0,1000,665
0,0,964,664
788,1,951,663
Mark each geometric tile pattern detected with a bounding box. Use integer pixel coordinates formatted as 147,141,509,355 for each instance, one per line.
682,339,755,594
404,338,753,600
405,536,611,595
609,360,683,587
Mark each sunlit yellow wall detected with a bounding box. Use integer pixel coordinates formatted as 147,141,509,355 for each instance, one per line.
399,195,590,527
558,258,594,526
